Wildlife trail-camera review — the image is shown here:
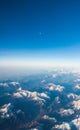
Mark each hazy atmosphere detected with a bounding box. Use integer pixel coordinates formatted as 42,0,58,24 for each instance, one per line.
0,0,80,71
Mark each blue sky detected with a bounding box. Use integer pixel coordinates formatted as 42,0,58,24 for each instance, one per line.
0,0,80,67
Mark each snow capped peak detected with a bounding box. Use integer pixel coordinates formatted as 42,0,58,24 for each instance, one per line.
59,108,74,116
72,100,80,110
74,84,80,90
42,115,57,122
0,83,8,87
72,118,80,129
52,123,71,130
0,103,13,118
13,89,49,105
46,83,64,92
10,82,20,86
67,93,80,100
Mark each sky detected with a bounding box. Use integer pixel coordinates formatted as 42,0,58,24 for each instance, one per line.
0,0,80,69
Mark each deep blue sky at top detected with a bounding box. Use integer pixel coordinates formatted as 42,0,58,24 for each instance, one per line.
0,0,80,52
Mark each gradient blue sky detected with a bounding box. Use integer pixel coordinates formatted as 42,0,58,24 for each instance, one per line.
0,0,80,67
